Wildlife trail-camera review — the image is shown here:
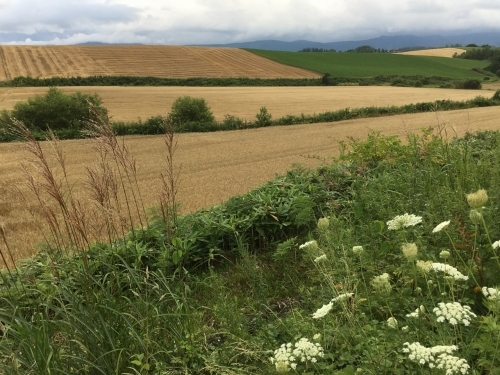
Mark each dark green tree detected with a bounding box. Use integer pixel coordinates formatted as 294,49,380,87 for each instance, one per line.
167,96,215,126
0,87,106,133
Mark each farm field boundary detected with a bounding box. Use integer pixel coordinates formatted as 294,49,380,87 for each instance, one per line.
1,106,500,262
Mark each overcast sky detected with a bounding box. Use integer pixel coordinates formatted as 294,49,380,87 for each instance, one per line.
1,0,500,45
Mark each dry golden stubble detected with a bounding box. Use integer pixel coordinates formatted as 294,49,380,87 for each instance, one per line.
1,107,500,266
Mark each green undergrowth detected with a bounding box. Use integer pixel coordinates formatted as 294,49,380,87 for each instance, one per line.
2,128,500,373
2,90,500,142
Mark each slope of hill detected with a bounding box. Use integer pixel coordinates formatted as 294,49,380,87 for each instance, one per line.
0,45,320,81
249,49,489,79
396,47,466,58
203,32,500,51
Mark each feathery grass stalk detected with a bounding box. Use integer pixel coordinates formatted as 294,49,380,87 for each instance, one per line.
160,117,180,237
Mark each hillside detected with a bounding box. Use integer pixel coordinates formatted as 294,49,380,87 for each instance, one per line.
0,45,320,81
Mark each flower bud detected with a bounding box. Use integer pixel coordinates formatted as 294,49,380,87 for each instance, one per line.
466,189,488,209
317,217,330,231
469,209,483,225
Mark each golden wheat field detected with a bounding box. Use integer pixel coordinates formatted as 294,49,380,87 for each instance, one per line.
0,45,499,266
1,106,500,265
0,86,494,122
396,47,466,58
0,45,320,81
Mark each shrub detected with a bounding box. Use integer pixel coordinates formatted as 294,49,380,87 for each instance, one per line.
255,106,273,127
457,79,482,90
167,96,215,126
0,87,106,133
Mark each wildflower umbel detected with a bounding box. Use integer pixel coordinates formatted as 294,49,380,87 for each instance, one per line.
299,240,319,252
317,217,329,231
406,305,425,318
430,263,469,281
403,342,470,374
313,254,327,263
387,317,398,329
439,250,451,260
401,243,418,261
371,273,391,294
433,220,451,233
312,301,333,319
433,302,477,326
482,287,500,301
492,240,500,250
416,260,433,272
466,189,488,209
312,293,353,319
351,245,364,255
387,213,422,230
270,338,324,372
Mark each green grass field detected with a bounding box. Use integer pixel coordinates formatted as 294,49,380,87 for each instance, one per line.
248,49,490,79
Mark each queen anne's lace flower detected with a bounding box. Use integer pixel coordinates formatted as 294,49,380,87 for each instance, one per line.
317,217,329,230
331,292,354,303
371,273,391,294
312,301,333,319
351,245,364,255
270,343,295,372
430,263,469,281
433,220,451,233
416,260,433,272
406,305,425,318
312,293,354,319
402,243,418,261
314,254,327,263
387,213,423,230
299,240,318,251
492,240,500,250
387,317,398,328
482,286,500,301
292,338,324,363
466,189,488,209
433,302,477,326
403,342,469,374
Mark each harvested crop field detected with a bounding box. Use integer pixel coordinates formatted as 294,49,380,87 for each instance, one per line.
397,47,466,58
1,106,500,264
0,86,493,122
0,45,320,81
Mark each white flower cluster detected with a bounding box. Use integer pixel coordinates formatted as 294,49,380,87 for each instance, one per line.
482,286,500,301
293,338,324,363
387,317,398,328
351,245,364,255
314,254,327,263
331,292,354,303
299,240,319,251
430,263,469,281
271,343,296,372
371,272,392,294
492,240,500,250
312,301,333,319
433,302,477,326
270,338,324,372
433,220,451,233
406,305,425,318
312,293,354,319
403,342,470,374
387,213,422,230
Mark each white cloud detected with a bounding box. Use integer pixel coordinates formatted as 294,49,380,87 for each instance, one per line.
0,0,499,45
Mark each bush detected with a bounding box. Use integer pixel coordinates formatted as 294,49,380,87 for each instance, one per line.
255,106,273,127
457,79,482,90
0,87,106,133
167,96,215,126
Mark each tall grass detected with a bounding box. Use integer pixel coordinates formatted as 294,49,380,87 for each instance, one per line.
1,119,500,373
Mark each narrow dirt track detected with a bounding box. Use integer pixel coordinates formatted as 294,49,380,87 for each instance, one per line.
1,106,499,264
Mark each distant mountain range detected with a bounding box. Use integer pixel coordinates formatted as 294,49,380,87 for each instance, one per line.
200,32,500,51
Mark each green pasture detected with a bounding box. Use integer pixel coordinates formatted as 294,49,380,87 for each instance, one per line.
248,49,490,79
